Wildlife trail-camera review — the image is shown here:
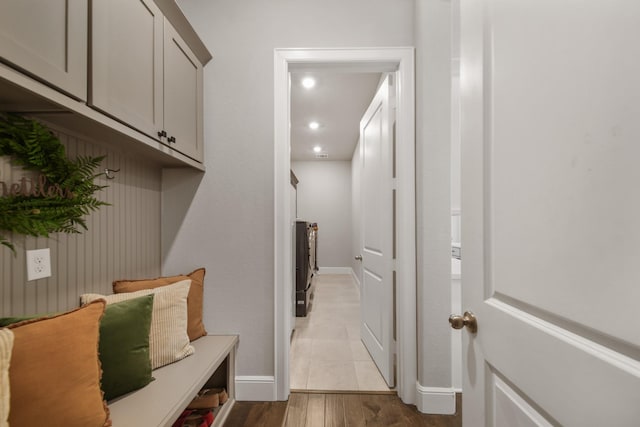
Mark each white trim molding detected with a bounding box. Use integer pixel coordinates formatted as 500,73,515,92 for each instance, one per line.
416,384,457,415
235,376,276,401
274,47,416,404
350,268,361,290
317,267,352,275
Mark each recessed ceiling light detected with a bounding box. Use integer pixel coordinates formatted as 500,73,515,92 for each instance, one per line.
313,146,322,153
309,121,319,130
302,77,316,89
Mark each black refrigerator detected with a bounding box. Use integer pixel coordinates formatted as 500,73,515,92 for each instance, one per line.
295,221,318,316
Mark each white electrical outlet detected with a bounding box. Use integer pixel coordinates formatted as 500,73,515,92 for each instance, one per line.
26,248,52,281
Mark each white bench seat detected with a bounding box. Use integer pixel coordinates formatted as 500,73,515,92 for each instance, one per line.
108,335,238,427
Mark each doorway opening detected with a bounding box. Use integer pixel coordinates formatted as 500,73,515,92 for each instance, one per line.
288,71,389,392
274,48,416,404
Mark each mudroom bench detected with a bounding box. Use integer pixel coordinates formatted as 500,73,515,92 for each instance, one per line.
108,335,238,427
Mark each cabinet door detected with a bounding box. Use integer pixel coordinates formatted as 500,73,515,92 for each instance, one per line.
0,0,87,100
163,19,204,162
90,0,163,140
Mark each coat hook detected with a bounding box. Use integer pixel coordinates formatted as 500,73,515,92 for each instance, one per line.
104,168,120,180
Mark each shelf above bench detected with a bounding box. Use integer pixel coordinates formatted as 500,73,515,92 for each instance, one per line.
0,64,205,171
108,335,238,427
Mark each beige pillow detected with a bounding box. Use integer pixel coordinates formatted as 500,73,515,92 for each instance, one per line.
0,328,14,427
113,268,207,341
81,280,194,369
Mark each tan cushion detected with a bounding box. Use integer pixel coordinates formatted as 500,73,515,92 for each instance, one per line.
82,280,194,369
0,328,14,427
7,300,111,427
113,268,207,341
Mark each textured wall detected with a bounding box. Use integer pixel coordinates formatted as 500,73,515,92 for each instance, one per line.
1,123,162,316
415,0,454,388
291,161,352,269
166,0,415,381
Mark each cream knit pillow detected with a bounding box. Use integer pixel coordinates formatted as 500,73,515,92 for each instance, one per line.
0,328,14,427
81,279,194,369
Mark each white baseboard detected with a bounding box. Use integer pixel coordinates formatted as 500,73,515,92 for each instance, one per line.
350,268,361,295
350,267,360,286
415,384,457,415
317,267,352,275
235,376,276,401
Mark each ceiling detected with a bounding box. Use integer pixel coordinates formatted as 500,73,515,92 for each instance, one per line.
290,72,382,161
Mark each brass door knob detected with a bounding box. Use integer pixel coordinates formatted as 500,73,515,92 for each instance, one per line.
449,311,478,333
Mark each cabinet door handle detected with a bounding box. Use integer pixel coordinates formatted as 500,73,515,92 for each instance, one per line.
157,130,167,138
168,136,176,143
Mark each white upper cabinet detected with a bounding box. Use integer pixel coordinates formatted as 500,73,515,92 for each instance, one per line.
163,20,203,162
0,0,209,167
0,0,88,100
90,0,164,143
90,0,204,162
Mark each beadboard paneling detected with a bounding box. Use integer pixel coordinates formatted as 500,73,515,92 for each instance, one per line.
0,125,162,316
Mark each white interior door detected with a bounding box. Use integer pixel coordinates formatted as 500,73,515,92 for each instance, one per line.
460,0,640,425
359,75,395,387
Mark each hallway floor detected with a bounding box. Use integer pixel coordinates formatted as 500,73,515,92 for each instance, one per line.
225,392,462,427
290,274,391,392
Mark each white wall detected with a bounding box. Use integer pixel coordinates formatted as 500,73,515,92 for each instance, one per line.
451,79,461,214
451,0,462,216
415,0,454,398
164,0,415,391
291,161,352,270
451,0,463,392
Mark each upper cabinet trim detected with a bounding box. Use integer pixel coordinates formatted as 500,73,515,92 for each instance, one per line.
153,0,212,65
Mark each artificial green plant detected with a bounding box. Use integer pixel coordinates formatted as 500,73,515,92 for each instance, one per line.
0,113,108,252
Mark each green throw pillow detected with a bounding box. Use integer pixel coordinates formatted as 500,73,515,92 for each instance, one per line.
0,297,155,401
99,294,154,401
0,314,44,327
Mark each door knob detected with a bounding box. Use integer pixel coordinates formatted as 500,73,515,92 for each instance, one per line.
449,311,478,333
355,255,363,261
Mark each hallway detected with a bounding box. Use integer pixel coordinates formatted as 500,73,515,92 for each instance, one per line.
289,274,391,392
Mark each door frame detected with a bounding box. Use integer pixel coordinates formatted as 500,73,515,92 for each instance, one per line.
273,47,416,402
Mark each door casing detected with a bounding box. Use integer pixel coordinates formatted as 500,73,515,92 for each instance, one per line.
273,47,416,402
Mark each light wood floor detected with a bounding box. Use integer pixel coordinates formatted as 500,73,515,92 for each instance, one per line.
223,392,462,427
290,274,390,392
227,275,463,426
